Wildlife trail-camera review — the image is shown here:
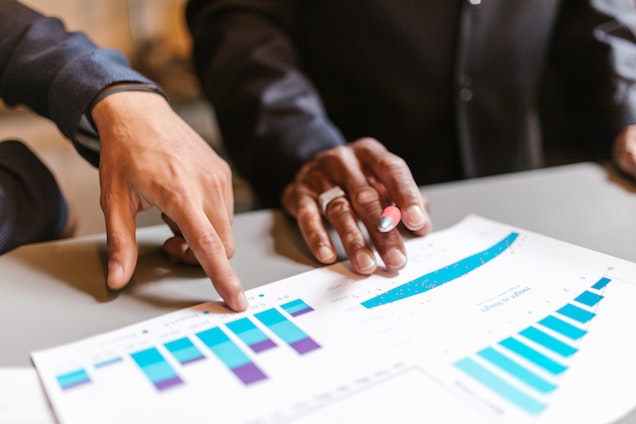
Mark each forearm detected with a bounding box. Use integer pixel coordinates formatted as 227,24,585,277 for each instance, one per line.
0,0,157,164
187,0,345,206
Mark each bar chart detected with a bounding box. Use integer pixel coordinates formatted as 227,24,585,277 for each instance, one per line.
52,298,320,393
454,277,611,415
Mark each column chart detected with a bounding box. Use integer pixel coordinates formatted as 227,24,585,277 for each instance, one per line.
454,277,611,415
50,298,320,393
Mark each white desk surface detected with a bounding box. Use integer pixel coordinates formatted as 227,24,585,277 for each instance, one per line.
2,162,635,370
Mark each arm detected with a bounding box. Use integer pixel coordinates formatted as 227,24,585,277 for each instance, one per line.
0,0,247,311
187,1,431,276
186,0,346,208
0,140,70,253
0,0,156,164
547,0,636,167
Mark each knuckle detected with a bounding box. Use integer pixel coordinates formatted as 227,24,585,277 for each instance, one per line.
378,154,407,173
191,232,227,257
351,186,380,208
327,197,352,218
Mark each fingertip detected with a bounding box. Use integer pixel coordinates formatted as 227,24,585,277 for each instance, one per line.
106,261,129,290
316,245,337,264
404,205,432,233
229,291,249,312
354,250,377,275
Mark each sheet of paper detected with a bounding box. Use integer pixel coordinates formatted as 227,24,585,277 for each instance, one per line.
32,215,636,423
0,367,56,423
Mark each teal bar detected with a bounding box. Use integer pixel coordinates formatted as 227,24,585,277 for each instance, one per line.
143,361,178,382
557,304,595,323
539,316,586,340
57,369,90,389
226,318,269,345
130,347,183,390
196,327,251,368
575,291,603,307
455,357,547,414
255,309,307,344
592,277,611,290
479,347,556,393
500,337,567,375
519,327,577,357
280,299,314,316
94,356,122,368
131,348,176,382
164,337,204,364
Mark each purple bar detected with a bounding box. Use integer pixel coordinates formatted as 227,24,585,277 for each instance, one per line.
155,376,184,391
289,307,314,317
232,363,268,385
251,339,277,353
62,380,91,390
181,355,206,365
290,337,321,354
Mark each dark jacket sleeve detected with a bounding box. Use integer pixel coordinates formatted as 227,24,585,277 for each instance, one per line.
0,0,159,166
186,0,346,208
0,140,67,253
545,0,636,157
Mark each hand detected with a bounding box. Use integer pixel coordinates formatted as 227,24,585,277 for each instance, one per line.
91,90,248,311
281,137,431,275
612,125,636,178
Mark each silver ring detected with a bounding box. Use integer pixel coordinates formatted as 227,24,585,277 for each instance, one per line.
318,186,347,216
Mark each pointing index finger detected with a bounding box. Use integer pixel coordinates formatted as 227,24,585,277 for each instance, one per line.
176,210,247,312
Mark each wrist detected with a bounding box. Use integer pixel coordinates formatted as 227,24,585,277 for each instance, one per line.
87,83,168,131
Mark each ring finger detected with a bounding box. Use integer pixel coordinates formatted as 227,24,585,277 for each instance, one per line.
322,190,377,275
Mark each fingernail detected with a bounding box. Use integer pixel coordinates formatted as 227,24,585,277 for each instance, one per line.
385,248,407,269
405,205,428,229
232,292,249,312
107,262,123,289
355,251,376,273
317,246,336,263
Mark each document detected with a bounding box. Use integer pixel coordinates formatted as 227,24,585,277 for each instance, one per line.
32,215,636,423
0,367,56,423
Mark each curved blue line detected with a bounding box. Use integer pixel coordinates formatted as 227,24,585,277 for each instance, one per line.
361,232,519,309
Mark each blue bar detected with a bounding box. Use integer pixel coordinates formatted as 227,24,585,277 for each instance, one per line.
164,337,205,365
538,316,586,340
455,357,547,414
478,347,557,394
557,304,595,323
130,347,183,391
196,327,267,385
519,327,577,357
500,337,567,375
226,317,277,352
57,369,91,390
575,291,603,307
255,308,320,354
196,327,251,368
361,232,518,308
254,309,307,344
592,277,611,290
94,356,123,368
280,299,315,316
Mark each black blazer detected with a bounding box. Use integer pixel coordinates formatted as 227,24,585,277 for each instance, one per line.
0,0,157,252
188,0,636,207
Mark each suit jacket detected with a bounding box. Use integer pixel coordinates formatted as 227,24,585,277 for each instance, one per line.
187,0,636,208
0,0,157,165
0,0,156,252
